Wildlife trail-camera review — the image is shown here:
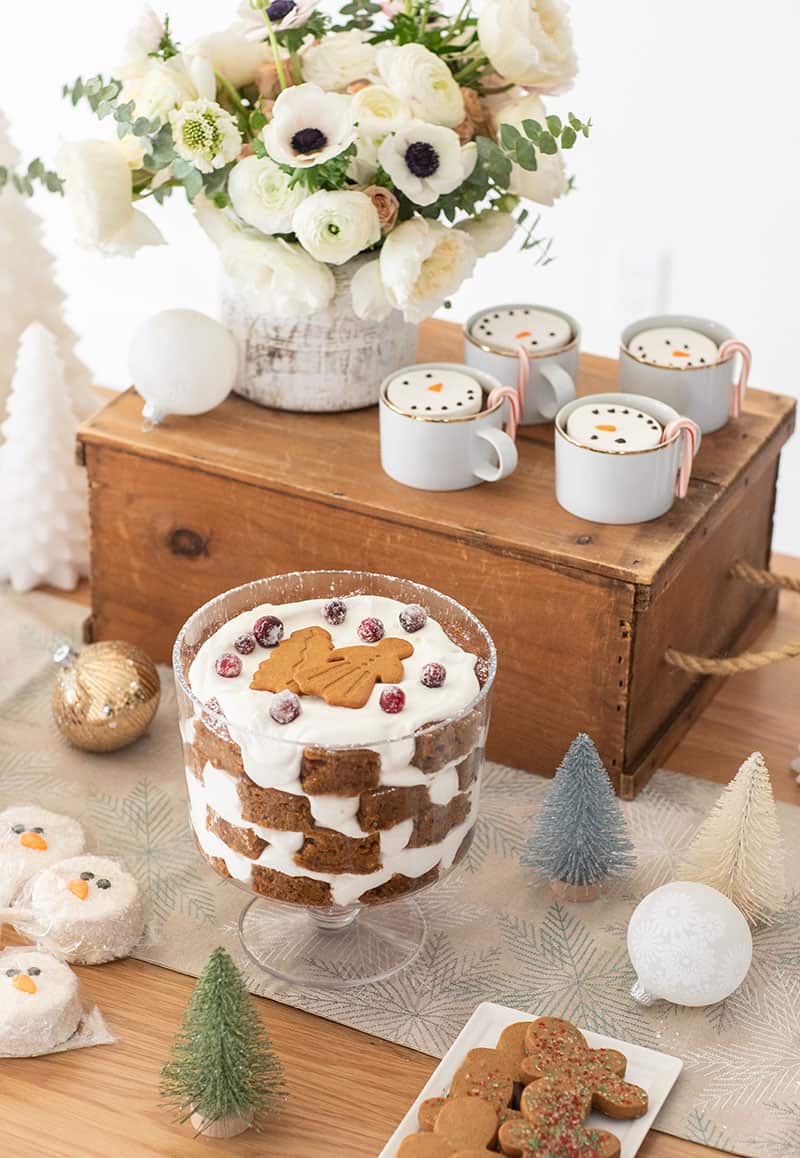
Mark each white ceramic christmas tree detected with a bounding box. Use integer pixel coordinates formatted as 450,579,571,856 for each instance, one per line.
0,109,96,424
676,751,786,926
0,323,89,592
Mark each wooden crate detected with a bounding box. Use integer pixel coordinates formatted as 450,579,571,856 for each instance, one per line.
77,320,796,797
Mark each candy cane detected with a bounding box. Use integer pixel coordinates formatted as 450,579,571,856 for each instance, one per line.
719,339,751,418
516,343,530,415
664,417,701,498
487,385,521,440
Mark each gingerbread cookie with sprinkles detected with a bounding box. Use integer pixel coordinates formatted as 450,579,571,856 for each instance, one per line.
500,1077,620,1157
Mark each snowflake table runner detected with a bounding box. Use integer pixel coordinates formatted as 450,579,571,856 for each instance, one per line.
2,588,799,1157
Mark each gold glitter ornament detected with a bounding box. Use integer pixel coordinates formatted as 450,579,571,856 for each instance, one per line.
52,641,160,752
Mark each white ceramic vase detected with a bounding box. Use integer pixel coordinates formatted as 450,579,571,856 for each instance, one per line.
222,255,419,413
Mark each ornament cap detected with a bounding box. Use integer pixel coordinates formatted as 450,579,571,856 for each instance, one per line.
630,979,656,1006
53,641,77,668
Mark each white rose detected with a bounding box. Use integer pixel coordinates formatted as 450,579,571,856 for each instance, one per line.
490,93,568,204
376,44,465,128
292,190,380,265
301,30,377,92
478,0,577,90
195,198,335,316
57,140,165,256
351,259,394,321
169,100,243,174
263,83,355,169
228,155,308,235
191,25,269,88
379,218,476,323
121,54,216,123
378,122,473,207
456,209,517,256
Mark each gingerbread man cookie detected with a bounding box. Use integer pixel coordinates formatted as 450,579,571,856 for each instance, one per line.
397,1136,455,1157
500,1082,620,1156
250,627,333,693
434,1096,498,1151
520,1018,647,1120
450,1047,515,1112
418,1097,447,1131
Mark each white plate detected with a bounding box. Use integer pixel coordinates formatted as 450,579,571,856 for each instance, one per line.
379,1002,683,1157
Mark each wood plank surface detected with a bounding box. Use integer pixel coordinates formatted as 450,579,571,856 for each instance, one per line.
9,556,800,1158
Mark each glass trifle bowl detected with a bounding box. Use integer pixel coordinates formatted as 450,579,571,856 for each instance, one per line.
173,570,496,987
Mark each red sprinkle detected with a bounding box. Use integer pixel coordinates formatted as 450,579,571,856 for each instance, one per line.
253,615,284,648
233,633,256,655
358,617,385,643
215,652,242,678
420,662,446,688
399,603,427,633
379,686,406,713
322,598,347,626
269,690,301,725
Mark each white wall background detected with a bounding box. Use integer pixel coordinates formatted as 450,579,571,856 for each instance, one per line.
2,1,799,549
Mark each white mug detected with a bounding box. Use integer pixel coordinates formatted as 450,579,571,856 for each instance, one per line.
463,304,580,425
379,363,518,491
554,393,701,524
619,314,751,435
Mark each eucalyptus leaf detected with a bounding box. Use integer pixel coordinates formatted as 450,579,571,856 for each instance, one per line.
538,132,558,155
545,114,562,135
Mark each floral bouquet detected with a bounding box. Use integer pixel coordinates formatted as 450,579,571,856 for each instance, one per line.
14,0,589,409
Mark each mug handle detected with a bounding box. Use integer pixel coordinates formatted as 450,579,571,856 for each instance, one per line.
719,339,751,418
472,427,519,483
664,417,702,499
536,361,576,420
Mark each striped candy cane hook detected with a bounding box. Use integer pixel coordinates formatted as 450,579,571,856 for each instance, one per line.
664,417,701,498
719,339,751,418
516,343,530,414
487,385,521,441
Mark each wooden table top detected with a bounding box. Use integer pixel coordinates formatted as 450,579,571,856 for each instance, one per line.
3,576,799,1153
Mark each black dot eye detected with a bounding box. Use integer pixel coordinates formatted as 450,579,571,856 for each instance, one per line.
27,967,41,977
532,339,538,345
96,879,111,890
425,372,432,378
615,438,627,444
665,338,671,345
5,968,19,977
549,331,556,337
80,871,95,881
607,408,616,413
410,404,417,410
591,408,599,415
457,401,463,406
31,828,44,835
11,824,25,834
590,434,598,440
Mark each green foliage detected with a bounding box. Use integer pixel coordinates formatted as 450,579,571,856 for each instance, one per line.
280,143,358,194
497,112,591,174
335,0,382,30
161,947,287,1130
523,734,636,888
149,14,181,61
0,158,64,197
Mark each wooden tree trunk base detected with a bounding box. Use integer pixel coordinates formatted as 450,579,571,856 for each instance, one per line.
549,879,600,903
190,1110,252,1138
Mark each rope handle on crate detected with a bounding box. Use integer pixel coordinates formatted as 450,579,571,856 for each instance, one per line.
665,561,800,674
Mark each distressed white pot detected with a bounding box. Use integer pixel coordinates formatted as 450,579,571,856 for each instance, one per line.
222,256,419,413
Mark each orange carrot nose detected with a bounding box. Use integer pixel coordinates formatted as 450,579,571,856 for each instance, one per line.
68,879,89,901
20,832,47,851
515,330,532,339
13,975,36,995
671,350,689,358
427,382,443,392
595,424,617,432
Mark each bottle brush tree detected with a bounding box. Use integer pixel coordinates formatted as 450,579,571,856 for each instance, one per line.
161,947,287,1136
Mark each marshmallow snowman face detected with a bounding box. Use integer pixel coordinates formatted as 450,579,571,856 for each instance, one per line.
0,806,85,905
29,854,141,928
0,947,82,1057
470,307,572,355
629,326,720,369
386,367,484,418
566,403,663,451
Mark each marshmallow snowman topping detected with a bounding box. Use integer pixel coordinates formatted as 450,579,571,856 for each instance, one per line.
629,326,720,369
470,306,572,355
0,947,82,1057
386,367,483,417
566,402,663,451
0,806,86,906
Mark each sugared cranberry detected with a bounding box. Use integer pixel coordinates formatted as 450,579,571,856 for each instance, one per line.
420,662,446,688
358,617,385,643
399,603,427,633
323,598,347,626
270,690,301,725
379,686,406,714
253,615,284,648
234,632,256,655
215,652,242,678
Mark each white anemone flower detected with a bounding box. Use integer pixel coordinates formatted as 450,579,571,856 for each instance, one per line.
378,122,475,207
378,217,476,323
263,83,355,169
169,100,243,174
228,154,308,235
238,0,318,39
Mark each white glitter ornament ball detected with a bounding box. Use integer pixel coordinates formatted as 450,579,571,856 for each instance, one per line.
627,881,752,1007
129,309,238,425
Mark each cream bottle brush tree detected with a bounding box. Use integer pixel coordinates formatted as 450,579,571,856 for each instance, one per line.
676,751,786,926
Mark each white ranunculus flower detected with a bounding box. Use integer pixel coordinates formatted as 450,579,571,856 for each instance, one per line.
57,140,165,256
238,0,318,39
263,83,355,169
378,121,472,207
477,0,577,90
228,154,308,235
191,25,269,88
301,30,378,92
196,197,335,316
376,44,465,128
348,84,410,183
379,217,476,323
292,189,380,265
490,92,568,204
456,209,517,256
121,54,216,123
351,259,393,321
169,100,243,174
